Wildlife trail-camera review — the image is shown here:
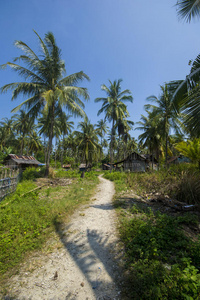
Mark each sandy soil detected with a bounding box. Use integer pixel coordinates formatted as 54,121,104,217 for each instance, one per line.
5,175,122,300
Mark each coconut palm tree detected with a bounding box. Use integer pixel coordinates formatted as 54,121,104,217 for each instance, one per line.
176,0,200,22
0,30,89,175
175,139,200,168
57,112,74,165
145,85,183,164
13,110,34,154
95,119,109,161
95,79,133,166
75,118,101,167
169,52,200,137
136,109,162,163
115,118,134,158
27,130,42,155
145,84,182,164
0,117,16,150
95,119,108,144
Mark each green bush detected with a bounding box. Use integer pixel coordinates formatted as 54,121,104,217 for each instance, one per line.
119,204,200,299
22,167,40,180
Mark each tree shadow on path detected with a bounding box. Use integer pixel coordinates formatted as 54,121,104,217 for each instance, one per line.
54,217,123,299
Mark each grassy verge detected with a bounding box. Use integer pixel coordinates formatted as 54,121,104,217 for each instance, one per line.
104,168,200,299
0,172,99,285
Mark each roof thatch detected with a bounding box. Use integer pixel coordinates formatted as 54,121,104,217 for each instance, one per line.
4,154,41,165
114,151,146,165
62,164,71,168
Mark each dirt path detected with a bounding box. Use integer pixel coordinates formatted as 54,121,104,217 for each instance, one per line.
7,176,122,300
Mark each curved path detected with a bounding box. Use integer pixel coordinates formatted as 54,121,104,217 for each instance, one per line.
8,176,121,300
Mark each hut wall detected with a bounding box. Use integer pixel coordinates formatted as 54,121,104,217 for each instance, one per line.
124,160,145,172
5,160,18,169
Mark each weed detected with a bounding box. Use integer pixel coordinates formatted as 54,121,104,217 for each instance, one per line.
0,176,98,280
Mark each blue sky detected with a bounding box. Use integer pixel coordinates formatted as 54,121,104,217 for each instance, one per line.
0,0,200,139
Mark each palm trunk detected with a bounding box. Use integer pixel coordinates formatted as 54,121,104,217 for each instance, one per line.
165,134,168,166
61,134,64,167
110,118,115,172
45,104,55,177
20,134,25,155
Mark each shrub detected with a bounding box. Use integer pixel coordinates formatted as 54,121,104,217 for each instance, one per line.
22,167,41,180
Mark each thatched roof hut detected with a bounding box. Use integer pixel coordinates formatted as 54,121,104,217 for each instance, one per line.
3,154,41,169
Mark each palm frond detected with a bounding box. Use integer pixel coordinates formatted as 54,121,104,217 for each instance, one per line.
176,0,200,22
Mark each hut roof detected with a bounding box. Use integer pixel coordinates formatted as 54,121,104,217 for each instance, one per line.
3,154,41,165
142,154,158,164
113,151,146,165
79,163,92,168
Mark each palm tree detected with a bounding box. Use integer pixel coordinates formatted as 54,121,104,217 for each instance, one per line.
0,31,89,175
145,85,183,164
115,118,134,158
13,110,34,154
75,118,101,167
28,130,42,155
95,119,108,161
95,119,108,144
175,139,200,168
58,112,74,166
95,79,133,166
136,109,162,163
37,108,63,164
169,52,200,137
126,137,138,154
176,0,200,22
0,117,16,150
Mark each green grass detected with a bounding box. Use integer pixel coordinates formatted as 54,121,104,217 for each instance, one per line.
119,205,200,299
0,175,98,281
106,167,200,299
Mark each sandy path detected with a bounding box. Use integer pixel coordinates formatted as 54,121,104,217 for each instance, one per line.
7,176,121,300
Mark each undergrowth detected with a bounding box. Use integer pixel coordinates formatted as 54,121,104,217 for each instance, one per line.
119,205,200,299
105,165,200,299
104,164,200,204
0,174,98,282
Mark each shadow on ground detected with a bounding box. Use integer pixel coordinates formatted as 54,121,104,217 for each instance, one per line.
54,217,124,299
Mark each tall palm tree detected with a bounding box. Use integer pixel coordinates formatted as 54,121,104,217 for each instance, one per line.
58,112,74,165
95,79,133,166
13,110,34,154
27,130,42,155
136,109,162,163
169,52,200,137
0,117,15,149
0,30,89,175
75,118,101,167
115,118,134,158
64,132,78,159
176,0,200,22
95,119,108,160
145,85,183,164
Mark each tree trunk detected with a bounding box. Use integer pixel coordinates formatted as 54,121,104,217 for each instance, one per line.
61,134,64,167
45,104,55,177
110,119,115,172
165,134,168,166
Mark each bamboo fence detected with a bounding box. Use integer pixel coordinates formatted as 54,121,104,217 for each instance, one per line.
0,168,20,201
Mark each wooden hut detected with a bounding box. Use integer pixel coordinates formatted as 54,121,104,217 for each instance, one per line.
102,163,111,170
167,155,190,165
114,152,146,172
79,163,92,172
3,154,41,170
142,154,158,170
62,164,71,170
